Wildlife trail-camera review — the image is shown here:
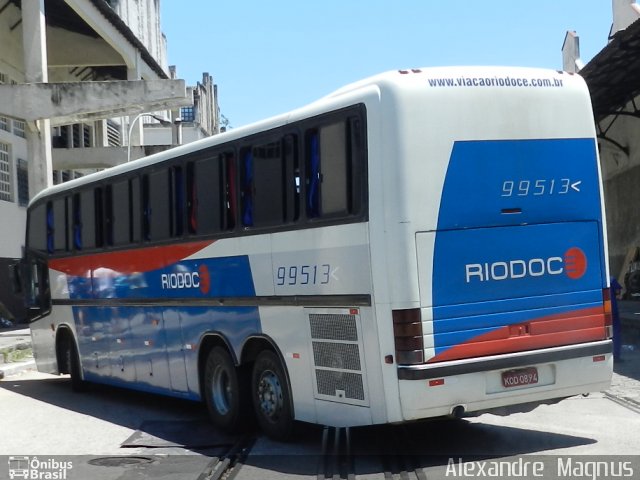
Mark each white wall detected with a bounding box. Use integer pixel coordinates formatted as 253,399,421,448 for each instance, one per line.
0,124,28,258
0,201,26,258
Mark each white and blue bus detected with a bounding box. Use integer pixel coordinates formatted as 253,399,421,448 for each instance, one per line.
21,67,613,440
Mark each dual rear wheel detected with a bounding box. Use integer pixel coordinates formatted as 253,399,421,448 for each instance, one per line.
204,347,293,440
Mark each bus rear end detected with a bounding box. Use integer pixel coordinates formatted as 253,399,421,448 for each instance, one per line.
381,67,612,421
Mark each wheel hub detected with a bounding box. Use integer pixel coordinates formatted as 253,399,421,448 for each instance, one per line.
211,365,231,415
258,370,283,419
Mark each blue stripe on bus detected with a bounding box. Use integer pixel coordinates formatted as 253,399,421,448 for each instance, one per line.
74,304,261,400
432,298,602,334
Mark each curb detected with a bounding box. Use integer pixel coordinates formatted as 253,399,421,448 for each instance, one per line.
0,358,36,379
604,391,640,414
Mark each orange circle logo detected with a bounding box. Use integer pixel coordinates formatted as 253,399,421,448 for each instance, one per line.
564,247,587,280
198,264,211,294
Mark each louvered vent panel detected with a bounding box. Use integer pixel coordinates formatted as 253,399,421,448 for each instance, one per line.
312,341,361,371
308,311,368,405
315,370,365,401
309,314,357,341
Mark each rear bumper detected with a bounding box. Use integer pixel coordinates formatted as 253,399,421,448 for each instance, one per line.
397,340,611,380
397,340,613,421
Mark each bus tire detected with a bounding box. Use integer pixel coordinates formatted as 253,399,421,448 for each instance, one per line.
64,336,87,392
252,350,293,441
204,346,250,432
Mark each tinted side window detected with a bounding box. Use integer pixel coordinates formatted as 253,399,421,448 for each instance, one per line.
112,180,130,246
28,204,47,253
240,135,299,229
72,193,82,250
252,141,285,227
305,114,364,219
170,166,184,237
53,198,67,253
283,134,300,223
130,177,141,243
223,153,237,231
318,122,348,216
94,188,104,248
143,170,171,241
80,190,96,249
188,157,223,235
306,122,348,218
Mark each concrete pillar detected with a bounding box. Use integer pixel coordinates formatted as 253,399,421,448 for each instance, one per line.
126,53,144,149
562,31,584,73
22,0,53,198
611,0,640,38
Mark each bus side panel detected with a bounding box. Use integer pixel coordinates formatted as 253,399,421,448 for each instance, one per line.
48,244,262,397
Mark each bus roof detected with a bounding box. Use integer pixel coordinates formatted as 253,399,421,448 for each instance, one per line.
30,66,587,206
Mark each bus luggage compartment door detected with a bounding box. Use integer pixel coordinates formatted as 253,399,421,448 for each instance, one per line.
416,221,607,363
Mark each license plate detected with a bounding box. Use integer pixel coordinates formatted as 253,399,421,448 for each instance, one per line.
501,367,539,388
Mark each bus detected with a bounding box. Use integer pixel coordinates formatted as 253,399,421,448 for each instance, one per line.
18,66,613,440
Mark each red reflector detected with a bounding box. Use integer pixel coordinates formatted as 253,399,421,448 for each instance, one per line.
350,308,359,315
394,336,424,351
593,355,606,362
429,379,445,387
392,308,421,324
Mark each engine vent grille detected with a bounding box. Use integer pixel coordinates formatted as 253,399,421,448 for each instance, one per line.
315,370,365,401
308,309,368,406
313,341,361,371
309,314,358,341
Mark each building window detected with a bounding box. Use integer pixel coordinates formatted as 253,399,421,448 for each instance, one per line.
17,159,28,207
106,120,121,147
181,106,195,122
13,120,26,138
83,124,92,147
0,142,12,202
0,116,9,132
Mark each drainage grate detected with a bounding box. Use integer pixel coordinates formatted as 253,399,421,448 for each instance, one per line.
88,456,155,467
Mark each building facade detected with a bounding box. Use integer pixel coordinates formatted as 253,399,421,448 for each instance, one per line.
0,0,219,323
563,0,640,289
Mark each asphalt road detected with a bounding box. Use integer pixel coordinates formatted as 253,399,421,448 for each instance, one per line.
1,368,640,480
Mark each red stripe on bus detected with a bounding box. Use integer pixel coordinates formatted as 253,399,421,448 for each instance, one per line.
427,306,607,363
49,240,214,276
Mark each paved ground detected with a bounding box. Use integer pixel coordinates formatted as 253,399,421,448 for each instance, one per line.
610,300,640,410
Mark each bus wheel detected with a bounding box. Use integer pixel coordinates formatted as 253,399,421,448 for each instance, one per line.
204,347,248,432
252,350,293,441
64,336,87,392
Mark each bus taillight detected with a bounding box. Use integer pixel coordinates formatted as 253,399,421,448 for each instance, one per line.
393,308,424,365
602,288,613,338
